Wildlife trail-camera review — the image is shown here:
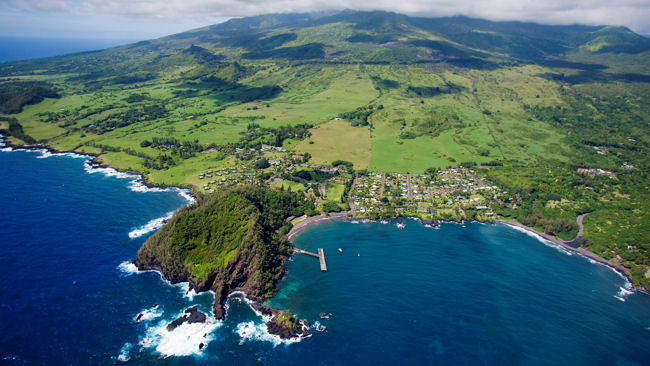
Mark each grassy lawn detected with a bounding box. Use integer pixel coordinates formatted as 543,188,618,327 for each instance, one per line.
296,119,372,169
325,182,345,202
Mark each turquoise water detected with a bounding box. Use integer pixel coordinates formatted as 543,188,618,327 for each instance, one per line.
1,144,649,365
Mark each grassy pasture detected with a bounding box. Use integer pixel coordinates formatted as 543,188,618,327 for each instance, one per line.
295,119,372,169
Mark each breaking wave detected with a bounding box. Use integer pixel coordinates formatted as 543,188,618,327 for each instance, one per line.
128,211,175,239
235,321,305,346
139,309,221,358
135,305,163,323
507,224,573,256
116,342,133,362
614,283,634,302
117,261,140,275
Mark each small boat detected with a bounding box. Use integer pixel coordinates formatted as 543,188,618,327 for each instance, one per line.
396,222,406,229
319,312,330,319
338,248,343,253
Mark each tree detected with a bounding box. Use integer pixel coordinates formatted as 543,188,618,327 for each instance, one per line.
322,201,342,213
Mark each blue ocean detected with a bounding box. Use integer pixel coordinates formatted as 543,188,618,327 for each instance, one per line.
0,37,136,63
1,144,649,365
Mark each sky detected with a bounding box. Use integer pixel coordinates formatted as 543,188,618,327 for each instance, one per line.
1,0,649,41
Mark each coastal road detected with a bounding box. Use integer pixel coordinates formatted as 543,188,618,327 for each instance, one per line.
574,213,587,241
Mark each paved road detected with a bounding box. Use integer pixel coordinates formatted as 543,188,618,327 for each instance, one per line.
575,213,587,240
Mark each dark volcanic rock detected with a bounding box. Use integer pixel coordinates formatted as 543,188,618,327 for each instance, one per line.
166,306,207,331
266,320,299,339
265,313,311,339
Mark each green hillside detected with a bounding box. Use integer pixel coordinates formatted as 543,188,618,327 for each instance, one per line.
0,10,648,289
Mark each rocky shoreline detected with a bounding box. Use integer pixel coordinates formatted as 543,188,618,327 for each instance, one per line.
133,258,312,339
0,135,196,196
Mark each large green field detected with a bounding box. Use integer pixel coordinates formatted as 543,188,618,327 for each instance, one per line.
1,10,649,289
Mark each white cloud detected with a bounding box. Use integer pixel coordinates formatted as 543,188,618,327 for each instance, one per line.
2,0,67,11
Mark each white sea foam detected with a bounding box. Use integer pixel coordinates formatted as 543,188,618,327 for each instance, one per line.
174,188,197,204
228,291,270,320
235,321,304,346
505,225,637,290
118,261,141,275
83,161,197,203
313,321,326,332
135,305,163,322
127,190,195,239
117,342,133,362
128,211,175,239
182,286,199,301
117,261,214,303
507,224,573,256
128,180,167,193
83,161,154,192
614,283,634,302
140,313,221,358
36,150,87,159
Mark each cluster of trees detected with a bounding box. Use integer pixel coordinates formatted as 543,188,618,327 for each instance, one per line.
405,83,463,98
322,201,342,213
0,82,60,114
265,188,316,233
235,123,313,149
143,154,176,170
370,76,400,90
141,137,204,159
338,105,383,126
332,160,354,173
286,168,335,184
517,210,578,236
86,104,168,134
0,117,36,144
400,112,456,139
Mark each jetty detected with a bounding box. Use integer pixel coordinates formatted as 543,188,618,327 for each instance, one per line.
293,248,327,272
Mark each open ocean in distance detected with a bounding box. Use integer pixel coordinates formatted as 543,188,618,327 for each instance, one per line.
0,37,137,63
1,143,649,365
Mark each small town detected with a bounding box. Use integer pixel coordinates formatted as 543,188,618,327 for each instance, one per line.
196,155,502,222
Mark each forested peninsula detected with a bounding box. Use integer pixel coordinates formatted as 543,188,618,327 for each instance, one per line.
135,185,314,338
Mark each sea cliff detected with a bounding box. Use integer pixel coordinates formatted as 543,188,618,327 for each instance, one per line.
135,185,312,338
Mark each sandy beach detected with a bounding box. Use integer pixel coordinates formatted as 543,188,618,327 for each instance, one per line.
287,212,348,241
